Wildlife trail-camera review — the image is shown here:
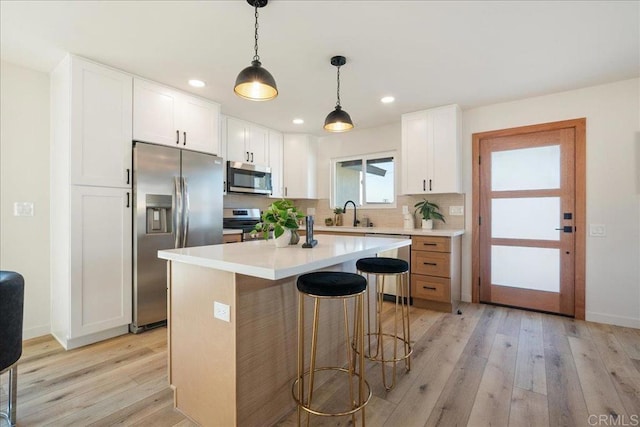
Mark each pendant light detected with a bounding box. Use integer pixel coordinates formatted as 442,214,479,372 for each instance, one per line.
324,55,354,132
234,0,278,101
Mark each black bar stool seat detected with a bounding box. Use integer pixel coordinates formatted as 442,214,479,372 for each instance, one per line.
356,257,409,275
293,271,371,426
0,270,25,427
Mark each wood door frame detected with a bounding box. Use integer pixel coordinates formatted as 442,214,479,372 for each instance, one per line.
472,118,586,319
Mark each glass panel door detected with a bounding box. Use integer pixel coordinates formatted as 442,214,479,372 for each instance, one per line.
479,128,575,315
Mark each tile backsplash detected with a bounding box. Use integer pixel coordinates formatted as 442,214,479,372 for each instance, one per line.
225,193,466,230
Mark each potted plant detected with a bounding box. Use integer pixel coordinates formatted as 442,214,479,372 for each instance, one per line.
333,207,344,226
414,199,445,230
252,199,305,247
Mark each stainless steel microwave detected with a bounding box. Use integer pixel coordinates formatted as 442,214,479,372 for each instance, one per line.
227,161,272,195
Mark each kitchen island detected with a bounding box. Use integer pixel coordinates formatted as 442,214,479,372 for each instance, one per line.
158,234,411,427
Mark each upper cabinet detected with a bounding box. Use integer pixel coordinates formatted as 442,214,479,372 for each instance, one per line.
225,116,269,165
63,56,133,188
133,78,220,155
283,134,317,199
401,104,462,194
268,130,284,199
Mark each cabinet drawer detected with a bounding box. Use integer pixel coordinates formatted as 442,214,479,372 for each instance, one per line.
223,234,242,244
411,251,450,277
411,275,450,303
412,236,450,253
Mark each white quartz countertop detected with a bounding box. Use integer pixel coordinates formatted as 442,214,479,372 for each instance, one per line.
313,225,465,237
158,235,411,280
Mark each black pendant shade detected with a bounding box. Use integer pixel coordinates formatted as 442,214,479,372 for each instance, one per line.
234,60,278,101
324,106,354,132
324,55,354,132
234,0,278,101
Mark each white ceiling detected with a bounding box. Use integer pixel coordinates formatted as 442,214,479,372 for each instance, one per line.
1,1,638,136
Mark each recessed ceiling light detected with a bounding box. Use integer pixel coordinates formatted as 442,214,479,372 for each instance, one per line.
188,79,206,88
293,118,304,125
381,96,395,104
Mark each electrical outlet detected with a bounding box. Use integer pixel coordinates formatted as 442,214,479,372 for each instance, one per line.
13,202,34,216
589,224,606,237
214,301,230,322
449,206,464,216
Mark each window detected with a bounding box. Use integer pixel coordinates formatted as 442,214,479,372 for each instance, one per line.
331,152,396,208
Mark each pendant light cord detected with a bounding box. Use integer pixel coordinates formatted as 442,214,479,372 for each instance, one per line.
336,65,341,108
253,5,260,62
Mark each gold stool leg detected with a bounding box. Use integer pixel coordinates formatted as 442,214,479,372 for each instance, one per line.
297,292,304,427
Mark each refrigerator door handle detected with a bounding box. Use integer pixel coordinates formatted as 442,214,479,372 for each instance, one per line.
173,177,183,248
182,177,190,248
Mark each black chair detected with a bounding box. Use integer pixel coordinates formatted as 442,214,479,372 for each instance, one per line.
356,257,412,390
292,271,371,426
0,271,24,427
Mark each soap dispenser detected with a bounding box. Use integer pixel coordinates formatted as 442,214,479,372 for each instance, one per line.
402,205,414,230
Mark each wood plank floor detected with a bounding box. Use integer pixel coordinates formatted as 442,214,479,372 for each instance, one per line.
2,303,639,426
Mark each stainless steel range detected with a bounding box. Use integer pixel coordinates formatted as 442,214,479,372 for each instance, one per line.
223,208,262,241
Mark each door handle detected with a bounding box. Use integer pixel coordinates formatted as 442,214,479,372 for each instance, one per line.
429,179,432,191
174,177,182,248
555,226,573,233
126,168,130,185
182,177,190,248
423,179,426,191
250,152,254,162
246,151,250,162
176,130,179,145
183,131,187,146
126,192,130,208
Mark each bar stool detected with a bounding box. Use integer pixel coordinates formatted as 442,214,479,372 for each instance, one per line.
356,257,412,391
0,271,25,427
292,271,371,426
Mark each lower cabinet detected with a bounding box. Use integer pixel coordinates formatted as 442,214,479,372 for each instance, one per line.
411,235,461,313
51,186,132,349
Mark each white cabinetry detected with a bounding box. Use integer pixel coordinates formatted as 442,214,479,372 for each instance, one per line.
283,134,317,199
133,78,220,155
401,104,461,194
50,55,133,349
225,116,269,165
268,130,284,198
70,186,132,338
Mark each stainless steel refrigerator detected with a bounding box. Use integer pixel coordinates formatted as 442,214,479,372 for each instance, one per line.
131,142,223,333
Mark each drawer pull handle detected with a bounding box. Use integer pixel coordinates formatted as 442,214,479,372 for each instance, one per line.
423,243,437,246
423,286,437,291
423,262,438,266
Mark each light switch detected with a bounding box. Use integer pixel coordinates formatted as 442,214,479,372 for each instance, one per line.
13,202,34,216
589,224,606,237
214,301,230,322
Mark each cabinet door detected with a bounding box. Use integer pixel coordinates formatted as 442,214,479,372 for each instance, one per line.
248,125,269,164
268,130,284,198
71,58,132,188
430,105,461,193
70,186,132,338
283,134,317,199
179,94,220,155
133,79,180,147
401,111,430,194
225,117,249,163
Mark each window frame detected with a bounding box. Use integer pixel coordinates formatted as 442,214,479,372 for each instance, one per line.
330,151,397,210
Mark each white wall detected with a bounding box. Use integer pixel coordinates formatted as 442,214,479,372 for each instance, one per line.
0,60,51,338
462,78,640,328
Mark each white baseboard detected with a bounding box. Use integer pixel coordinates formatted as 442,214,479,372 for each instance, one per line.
52,325,129,350
23,324,50,340
461,293,472,303
586,311,640,329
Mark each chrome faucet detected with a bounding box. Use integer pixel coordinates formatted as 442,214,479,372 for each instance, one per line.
343,200,359,227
